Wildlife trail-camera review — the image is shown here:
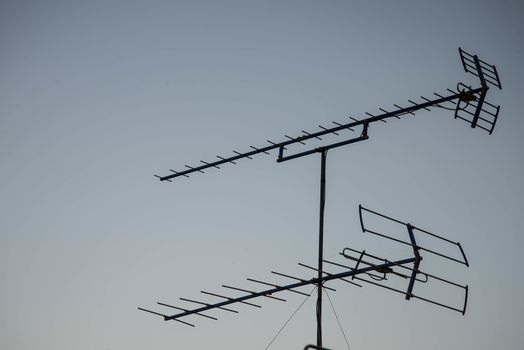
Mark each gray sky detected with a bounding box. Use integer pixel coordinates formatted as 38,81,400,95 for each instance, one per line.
1,1,523,349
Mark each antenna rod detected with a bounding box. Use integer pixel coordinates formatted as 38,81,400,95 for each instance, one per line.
317,150,327,349
163,257,417,321
157,89,482,182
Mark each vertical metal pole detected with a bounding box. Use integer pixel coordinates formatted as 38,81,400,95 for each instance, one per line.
317,149,327,349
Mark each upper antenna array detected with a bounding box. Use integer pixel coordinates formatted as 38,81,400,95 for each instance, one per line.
155,47,501,182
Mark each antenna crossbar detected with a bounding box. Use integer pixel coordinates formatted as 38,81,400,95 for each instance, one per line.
157,89,481,182
153,257,416,322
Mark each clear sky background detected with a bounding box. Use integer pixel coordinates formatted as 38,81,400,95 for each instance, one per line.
1,1,523,349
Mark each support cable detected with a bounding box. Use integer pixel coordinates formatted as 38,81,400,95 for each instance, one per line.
324,288,351,350
264,286,316,350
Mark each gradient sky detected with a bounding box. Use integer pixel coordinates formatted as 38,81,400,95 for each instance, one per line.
1,1,523,349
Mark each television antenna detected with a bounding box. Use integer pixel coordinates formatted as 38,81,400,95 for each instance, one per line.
139,48,501,349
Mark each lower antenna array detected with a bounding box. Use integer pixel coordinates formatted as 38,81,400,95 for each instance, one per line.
139,206,469,325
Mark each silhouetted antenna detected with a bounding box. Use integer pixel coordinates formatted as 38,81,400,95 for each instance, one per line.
142,48,501,349
355,204,469,314
140,212,425,320
155,53,501,181
140,206,469,326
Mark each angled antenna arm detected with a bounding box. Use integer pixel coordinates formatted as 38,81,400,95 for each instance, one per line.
159,257,416,322
463,285,469,315
405,223,422,300
157,88,482,181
